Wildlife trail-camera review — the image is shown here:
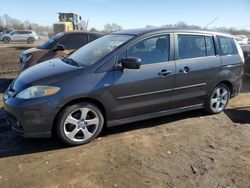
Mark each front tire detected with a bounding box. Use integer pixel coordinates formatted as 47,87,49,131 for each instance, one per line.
56,103,104,146
205,84,230,114
27,37,34,44
3,37,10,43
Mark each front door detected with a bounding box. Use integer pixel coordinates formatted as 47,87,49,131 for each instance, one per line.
113,34,175,119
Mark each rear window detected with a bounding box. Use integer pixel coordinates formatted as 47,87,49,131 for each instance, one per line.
59,34,88,49
218,36,238,55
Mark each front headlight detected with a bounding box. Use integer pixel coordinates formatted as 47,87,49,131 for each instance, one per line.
20,53,32,63
16,86,60,99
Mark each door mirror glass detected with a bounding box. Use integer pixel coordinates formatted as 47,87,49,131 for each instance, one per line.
53,44,65,52
119,57,141,69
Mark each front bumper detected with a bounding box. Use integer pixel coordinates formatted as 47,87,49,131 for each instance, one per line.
3,96,58,138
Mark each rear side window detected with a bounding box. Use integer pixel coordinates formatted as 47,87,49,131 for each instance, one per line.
59,34,88,49
178,35,206,59
178,34,216,59
217,36,238,55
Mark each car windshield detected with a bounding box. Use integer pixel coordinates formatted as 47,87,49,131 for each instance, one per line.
38,32,64,49
69,34,133,67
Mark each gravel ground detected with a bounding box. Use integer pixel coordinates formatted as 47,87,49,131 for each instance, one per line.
0,43,250,188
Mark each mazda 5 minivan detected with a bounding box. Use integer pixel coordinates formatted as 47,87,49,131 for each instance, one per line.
4,28,244,146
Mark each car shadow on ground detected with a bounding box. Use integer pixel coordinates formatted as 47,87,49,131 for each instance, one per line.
225,107,250,124
242,75,250,93
0,110,206,158
0,78,14,93
9,46,34,51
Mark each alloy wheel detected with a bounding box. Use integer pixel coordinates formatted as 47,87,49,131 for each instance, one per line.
210,86,229,113
63,107,100,142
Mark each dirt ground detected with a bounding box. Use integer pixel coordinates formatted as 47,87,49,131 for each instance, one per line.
0,42,250,188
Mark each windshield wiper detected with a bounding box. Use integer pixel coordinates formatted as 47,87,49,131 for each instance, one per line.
61,57,79,67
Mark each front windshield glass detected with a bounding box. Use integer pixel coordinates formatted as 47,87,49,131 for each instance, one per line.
38,32,64,49
69,34,133,67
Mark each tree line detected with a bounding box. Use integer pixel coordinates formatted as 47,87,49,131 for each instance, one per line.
0,14,52,33
0,14,249,36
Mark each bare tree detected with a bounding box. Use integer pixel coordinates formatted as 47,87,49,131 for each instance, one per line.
89,27,98,32
0,16,4,28
3,14,11,28
103,23,122,33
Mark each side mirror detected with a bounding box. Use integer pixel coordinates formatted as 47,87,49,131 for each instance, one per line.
53,44,65,52
119,57,141,69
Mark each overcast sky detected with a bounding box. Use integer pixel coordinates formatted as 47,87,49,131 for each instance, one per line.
0,0,250,30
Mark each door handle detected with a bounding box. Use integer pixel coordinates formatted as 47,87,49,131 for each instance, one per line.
158,69,172,77
179,66,190,74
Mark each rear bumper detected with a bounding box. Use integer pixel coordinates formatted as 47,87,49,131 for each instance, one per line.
3,96,56,138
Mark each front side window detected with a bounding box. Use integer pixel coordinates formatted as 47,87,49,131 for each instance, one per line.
178,34,206,59
38,32,64,49
218,36,238,55
126,35,170,65
70,34,133,67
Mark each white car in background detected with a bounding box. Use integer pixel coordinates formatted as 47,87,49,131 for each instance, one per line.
235,35,248,45
1,30,40,44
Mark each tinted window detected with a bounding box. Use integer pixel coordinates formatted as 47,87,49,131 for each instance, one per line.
218,36,238,55
70,34,133,67
89,35,99,42
127,35,170,65
205,36,215,56
59,34,88,49
178,35,206,59
38,32,64,49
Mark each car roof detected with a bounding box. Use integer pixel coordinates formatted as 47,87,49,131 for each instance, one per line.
112,28,233,37
63,31,104,36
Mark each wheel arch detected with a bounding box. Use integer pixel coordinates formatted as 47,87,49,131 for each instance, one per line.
208,80,234,99
51,97,107,135
218,80,234,95
3,37,11,41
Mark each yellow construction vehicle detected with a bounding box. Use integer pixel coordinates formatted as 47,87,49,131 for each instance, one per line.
53,13,85,35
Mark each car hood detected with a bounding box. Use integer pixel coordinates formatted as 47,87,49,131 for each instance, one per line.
21,47,47,55
12,58,82,92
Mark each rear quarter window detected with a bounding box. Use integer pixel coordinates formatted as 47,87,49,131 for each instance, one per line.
217,36,238,55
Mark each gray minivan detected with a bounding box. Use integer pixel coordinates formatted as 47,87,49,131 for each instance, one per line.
4,28,244,146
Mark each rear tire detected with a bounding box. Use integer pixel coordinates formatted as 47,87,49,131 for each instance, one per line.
27,37,34,44
56,102,104,146
205,84,230,114
3,37,10,44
